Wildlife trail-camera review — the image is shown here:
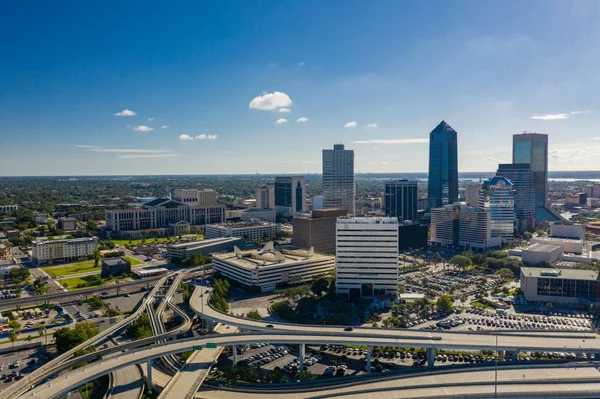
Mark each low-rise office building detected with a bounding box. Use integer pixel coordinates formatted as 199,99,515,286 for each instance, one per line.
520,267,600,304
0,205,18,213
205,221,281,242
521,243,564,264
101,258,131,278
292,209,347,255
57,217,77,232
212,243,335,292
166,237,244,261
240,208,276,222
32,237,98,265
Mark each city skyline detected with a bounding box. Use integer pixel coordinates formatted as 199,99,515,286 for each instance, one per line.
1,1,600,176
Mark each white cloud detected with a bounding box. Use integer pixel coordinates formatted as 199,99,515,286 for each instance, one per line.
147,117,155,121
117,154,181,159
352,138,429,144
278,108,292,113
344,121,357,128
114,109,136,117
179,134,194,141
364,123,378,128
298,62,305,66
531,113,569,120
133,125,154,132
196,134,218,140
249,91,293,111
74,145,102,150
570,110,594,115
161,125,169,129
296,117,309,123
276,118,288,125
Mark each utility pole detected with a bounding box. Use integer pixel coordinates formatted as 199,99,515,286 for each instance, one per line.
495,333,498,399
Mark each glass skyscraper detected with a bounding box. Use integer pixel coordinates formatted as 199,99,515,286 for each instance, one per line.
427,121,458,209
274,176,306,217
479,176,515,242
384,179,418,223
496,163,535,233
322,144,355,214
512,133,548,208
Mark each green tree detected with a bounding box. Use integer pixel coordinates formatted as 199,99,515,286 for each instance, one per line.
8,320,19,330
93,249,101,268
310,278,329,296
9,331,17,348
436,295,453,313
432,252,444,269
54,322,99,352
450,255,472,271
246,310,261,320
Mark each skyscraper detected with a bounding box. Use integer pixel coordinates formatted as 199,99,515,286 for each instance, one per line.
512,133,548,208
497,163,535,233
427,121,458,209
384,179,418,223
274,176,306,217
256,183,275,209
479,176,515,242
322,144,355,214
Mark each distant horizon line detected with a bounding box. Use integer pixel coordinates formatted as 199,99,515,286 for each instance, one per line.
2,171,600,178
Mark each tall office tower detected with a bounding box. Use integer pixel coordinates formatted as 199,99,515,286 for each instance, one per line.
427,121,459,209
479,177,515,243
256,183,275,209
465,183,482,206
512,133,559,224
335,217,399,298
497,164,536,233
322,144,355,214
274,176,306,217
384,179,418,223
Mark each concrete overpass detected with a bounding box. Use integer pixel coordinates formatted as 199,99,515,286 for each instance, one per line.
19,332,600,399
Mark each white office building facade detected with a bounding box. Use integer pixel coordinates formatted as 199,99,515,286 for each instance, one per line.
32,237,98,265
205,222,281,242
479,176,515,243
336,217,399,299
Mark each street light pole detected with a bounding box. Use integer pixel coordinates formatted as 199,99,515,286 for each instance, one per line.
495,332,498,399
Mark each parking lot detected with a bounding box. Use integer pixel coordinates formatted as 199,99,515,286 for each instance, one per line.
0,348,42,387
400,269,505,300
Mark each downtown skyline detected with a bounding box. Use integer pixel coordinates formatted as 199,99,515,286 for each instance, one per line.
1,1,600,176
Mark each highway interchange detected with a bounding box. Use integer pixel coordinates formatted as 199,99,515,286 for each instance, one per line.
4,269,600,399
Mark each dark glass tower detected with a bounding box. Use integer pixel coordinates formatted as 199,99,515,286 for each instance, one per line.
384,179,418,223
427,121,458,209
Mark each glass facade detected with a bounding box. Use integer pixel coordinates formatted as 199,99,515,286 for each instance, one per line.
384,179,418,222
322,144,355,213
537,277,600,301
513,134,548,208
427,121,458,209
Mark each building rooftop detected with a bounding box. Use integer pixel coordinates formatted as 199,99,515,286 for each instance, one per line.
241,208,275,213
33,237,97,246
208,221,279,228
168,237,242,249
102,258,128,266
521,267,599,281
213,245,332,270
523,243,563,253
535,236,583,244
337,216,398,224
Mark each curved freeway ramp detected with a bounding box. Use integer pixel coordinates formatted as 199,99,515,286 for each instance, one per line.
196,364,600,399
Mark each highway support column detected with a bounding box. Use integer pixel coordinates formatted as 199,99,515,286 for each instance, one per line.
232,345,238,365
366,345,372,374
427,347,435,369
147,360,154,392
299,343,305,371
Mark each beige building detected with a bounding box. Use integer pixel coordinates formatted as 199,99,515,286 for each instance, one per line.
520,267,600,305
212,243,335,292
240,208,276,222
32,237,98,265
205,221,281,242
292,209,347,255
256,183,275,209
173,189,217,206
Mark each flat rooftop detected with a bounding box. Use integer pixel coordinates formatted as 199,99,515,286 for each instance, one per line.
521,267,599,281
337,216,398,224
208,221,279,228
535,236,583,244
168,237,242,249
523,243,563,253
213,247,333,270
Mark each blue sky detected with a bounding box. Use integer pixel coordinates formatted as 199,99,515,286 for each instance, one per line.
1,0,599,176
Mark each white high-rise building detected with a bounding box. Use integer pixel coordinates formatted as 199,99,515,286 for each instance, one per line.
323,144,355,214
274,176,306,217
479,177,515,243
335,217,399,298
256,183,275,209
